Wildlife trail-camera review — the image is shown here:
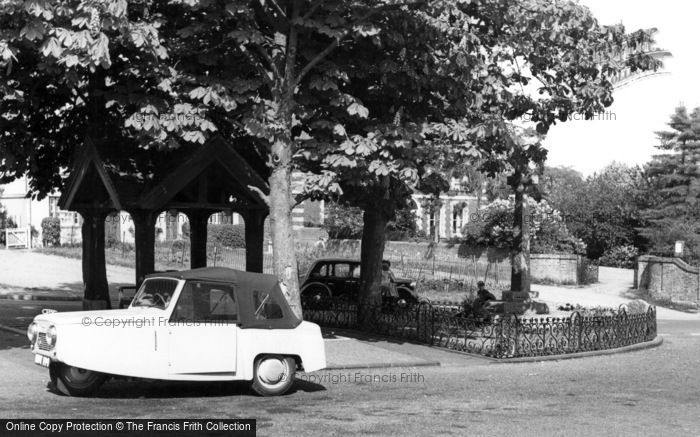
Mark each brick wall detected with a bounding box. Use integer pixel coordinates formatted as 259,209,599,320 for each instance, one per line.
636,255,700,305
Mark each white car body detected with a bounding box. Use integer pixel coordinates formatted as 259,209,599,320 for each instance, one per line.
29,270,326,387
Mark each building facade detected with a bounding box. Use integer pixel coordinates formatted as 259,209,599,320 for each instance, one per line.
0,176,81,247
1,174,479,246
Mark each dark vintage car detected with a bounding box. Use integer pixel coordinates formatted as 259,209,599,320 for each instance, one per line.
299,258,424,307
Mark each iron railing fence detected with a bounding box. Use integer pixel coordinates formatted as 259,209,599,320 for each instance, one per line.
302,299,657,359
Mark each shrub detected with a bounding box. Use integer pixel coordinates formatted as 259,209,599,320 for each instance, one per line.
207,224,245,248
461,198,587,255
106,235,119,248
41,217,61,246
598,245,639,268
171,239,189,250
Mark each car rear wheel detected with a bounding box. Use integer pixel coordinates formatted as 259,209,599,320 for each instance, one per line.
301,283,332,309
301,283,332,300
50,362,106,397
251,355,296,396
397,287,419,305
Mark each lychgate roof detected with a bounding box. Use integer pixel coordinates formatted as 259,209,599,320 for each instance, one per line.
58,135,269,213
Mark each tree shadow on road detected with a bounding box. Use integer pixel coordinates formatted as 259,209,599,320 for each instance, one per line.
0,329,31,351
322,327,420,346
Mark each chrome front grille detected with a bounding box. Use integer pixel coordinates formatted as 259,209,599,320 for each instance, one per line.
37,332,52,351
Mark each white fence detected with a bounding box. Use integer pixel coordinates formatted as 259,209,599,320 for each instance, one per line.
4,227,30,249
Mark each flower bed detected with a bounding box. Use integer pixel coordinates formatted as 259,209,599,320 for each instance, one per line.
302,298,657,359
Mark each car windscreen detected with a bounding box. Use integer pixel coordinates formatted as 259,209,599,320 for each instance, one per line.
131,278,179,309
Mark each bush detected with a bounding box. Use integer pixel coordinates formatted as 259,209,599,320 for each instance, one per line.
461,198,587,255
41,217,61,246
106,235,119,248
207,224,245,248
171,239,189,250
598,245,639,268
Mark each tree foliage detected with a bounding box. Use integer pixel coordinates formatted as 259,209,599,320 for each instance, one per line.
639,105,700,260
462,198,586,255
0,0,169,195
323,201,422,241
542,163,646,259
0,0,663,309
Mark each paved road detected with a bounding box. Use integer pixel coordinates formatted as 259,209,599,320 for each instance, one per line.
1,320,699,436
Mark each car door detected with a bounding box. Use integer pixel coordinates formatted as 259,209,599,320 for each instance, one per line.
168,281,238,375
345,263,361,300
328,262,351,298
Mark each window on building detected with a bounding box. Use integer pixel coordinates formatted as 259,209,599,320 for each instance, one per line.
48,196,59,218
452,209,462,234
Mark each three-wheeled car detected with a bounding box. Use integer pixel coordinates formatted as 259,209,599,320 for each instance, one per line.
28,267,326,397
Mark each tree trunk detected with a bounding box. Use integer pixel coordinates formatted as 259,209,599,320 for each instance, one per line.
187,211,209,269
80,210,111,309
243,210,266,273
268,135,302,318
359,208,390,304
511,187,531,293
131,210,157,289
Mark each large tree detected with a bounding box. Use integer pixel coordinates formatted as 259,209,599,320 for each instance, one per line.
301,0,662,301
640,105,700,259
1,0,663,310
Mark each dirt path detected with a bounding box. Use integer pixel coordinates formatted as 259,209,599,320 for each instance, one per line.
535,266,700,321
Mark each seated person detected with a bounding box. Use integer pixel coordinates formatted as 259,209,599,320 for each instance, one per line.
473,281,496,316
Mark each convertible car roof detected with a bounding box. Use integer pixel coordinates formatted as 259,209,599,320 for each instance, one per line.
147,267,279,288
146,267,302,329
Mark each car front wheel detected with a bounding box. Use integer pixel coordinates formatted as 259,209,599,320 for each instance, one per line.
251,355,296,396
50,362,106,397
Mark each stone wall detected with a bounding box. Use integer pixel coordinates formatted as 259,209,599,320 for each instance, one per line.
323,239,587,285
529,253,580,284
636,255,700,305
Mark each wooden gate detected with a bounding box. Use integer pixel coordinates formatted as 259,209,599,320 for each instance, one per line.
4,227,30,249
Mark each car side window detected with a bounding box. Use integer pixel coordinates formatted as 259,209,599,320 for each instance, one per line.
350,264,361,278
171,281,238,323
310,263,328,278
333,263,351,278
253,290,284,320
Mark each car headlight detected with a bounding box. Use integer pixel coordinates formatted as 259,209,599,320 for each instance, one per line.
46,326,57,347
27,322,38,343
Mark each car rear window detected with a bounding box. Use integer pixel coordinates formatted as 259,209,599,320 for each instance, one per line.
252,289,284,320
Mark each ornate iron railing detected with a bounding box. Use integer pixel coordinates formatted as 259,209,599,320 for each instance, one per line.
302,299,657,359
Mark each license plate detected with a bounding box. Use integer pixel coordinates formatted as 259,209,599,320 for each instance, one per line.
34,354,50,367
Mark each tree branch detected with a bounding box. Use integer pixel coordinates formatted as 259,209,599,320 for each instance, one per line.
284,0,300,91
291,192,309,210
267,0,287,19
294,1,427,87
253,42,280,79
239,44,274,88
295,38,339,86
301,0,323,20
248,185,271,207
